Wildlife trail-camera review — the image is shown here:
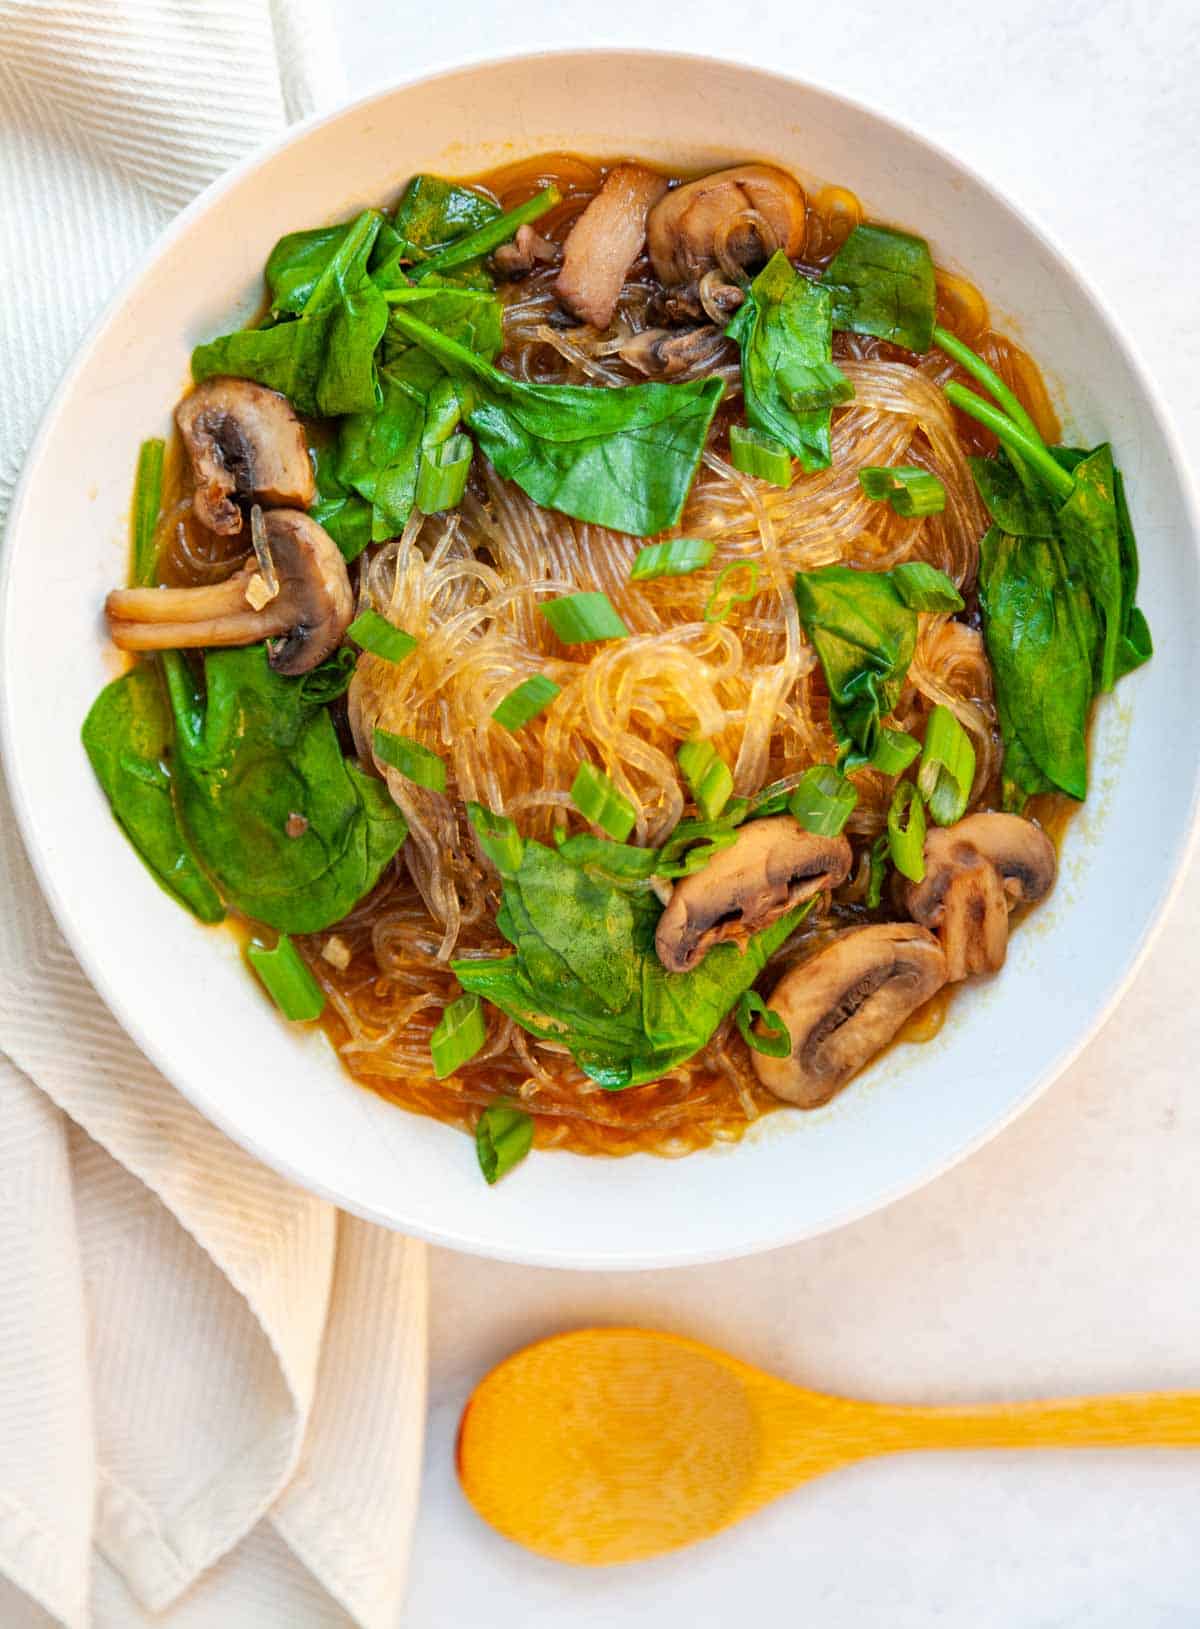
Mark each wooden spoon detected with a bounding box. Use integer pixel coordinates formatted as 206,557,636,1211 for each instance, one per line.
457,1327,1200,1565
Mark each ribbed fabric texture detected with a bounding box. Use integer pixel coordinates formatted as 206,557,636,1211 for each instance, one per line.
0,6,427,1627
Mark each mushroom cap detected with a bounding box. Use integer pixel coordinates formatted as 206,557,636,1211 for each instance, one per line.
654,816,851,974
646,164,806,288
176,376,315,537
555,163,669,329
903,812,1056,982
106,508,352,676
752,923,948,1108
619,325,727,379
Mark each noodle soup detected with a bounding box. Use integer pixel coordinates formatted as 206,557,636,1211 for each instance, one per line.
84,153,1151,1181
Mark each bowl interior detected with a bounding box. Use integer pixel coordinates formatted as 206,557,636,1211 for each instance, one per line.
4,52,1197,1267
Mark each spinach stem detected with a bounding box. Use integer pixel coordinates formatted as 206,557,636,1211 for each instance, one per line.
932,324,1043,445
944,383,1074,502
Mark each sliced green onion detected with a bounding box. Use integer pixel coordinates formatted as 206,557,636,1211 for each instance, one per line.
467,801,524,877
704,560,760,624
540,591,629,644
571,761,637,841
859,465,946,518
373,727,447,792
475,1099,535,1185
736,991,792,1058
132,437,165,587
655,818,741,877
787,764,858,836
677,738,734,821
431,992,487,1079
778,358,855,412
869,728,922,775
630,537,716,582
246,935,325,1022
866,833,889,909
890,561,964,612
491,674,561,732
918,703,976,827
415,432,472,514
729,424,793,488
421,377,462,449
555,831,660,881
887,780,927,882
419,186,561,278
931,324,1042,444
347,608,418,663
942,383,1074,501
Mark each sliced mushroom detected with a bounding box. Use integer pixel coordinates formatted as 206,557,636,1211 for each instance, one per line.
651,273,745,327
176,377,314,537
493,224,559,278
752,923,948,1108
903,812,1057,982
105,509,352,675
646,164,806,288
555,163,669,329
619,324,728,378
655,816,851,974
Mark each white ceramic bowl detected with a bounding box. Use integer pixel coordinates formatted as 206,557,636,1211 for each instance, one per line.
4,52,1198,1268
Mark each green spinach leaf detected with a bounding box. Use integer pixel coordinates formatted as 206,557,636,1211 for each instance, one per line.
192,209,388,416
820,224,936,353
1113,467,1153,679
334,286,502,539
389,309,724,536
1055,443,1126,694
453,836,807,1088
161,645,407,932
793,566,919,765
725,251,843,471
82,663,225,923
265,223,355,318
978,526,1095,803
310,444,373,562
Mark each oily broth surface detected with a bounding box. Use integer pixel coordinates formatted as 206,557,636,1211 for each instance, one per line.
157,154,1070,1156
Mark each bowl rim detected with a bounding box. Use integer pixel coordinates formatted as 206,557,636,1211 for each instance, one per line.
4,47,1200,1266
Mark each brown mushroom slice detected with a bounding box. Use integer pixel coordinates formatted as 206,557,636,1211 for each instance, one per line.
176,377,314,537
903,812,1056,981
654,816,851,974
646,164,806,288
105,509,352,676
555,163,669,329
752,923,948,1108
493,224,559,278
619,324,728,379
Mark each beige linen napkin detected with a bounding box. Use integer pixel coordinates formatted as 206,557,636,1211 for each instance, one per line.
0,5,428,1626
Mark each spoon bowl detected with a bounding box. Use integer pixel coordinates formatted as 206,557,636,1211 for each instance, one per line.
458,1328,1200,1565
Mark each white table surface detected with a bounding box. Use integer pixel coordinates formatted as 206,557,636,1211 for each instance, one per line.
364,6,1198,1623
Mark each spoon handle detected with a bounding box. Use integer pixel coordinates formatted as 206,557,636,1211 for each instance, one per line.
876,1391,1200,1454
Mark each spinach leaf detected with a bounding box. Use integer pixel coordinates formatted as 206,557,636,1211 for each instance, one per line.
453,837,808,1089
161,645,407,933
1113,467,1153,679
310,444,373,562
820,224,936,353
192,209,388,416
793,566,919,765
978,526,1095,803
389,309,724,536
338,286,502,540
725,251,843,471
265,223,354,318
82,663,225,923
1055,443,1126,693
390,175,500,262
967,450,1057,538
